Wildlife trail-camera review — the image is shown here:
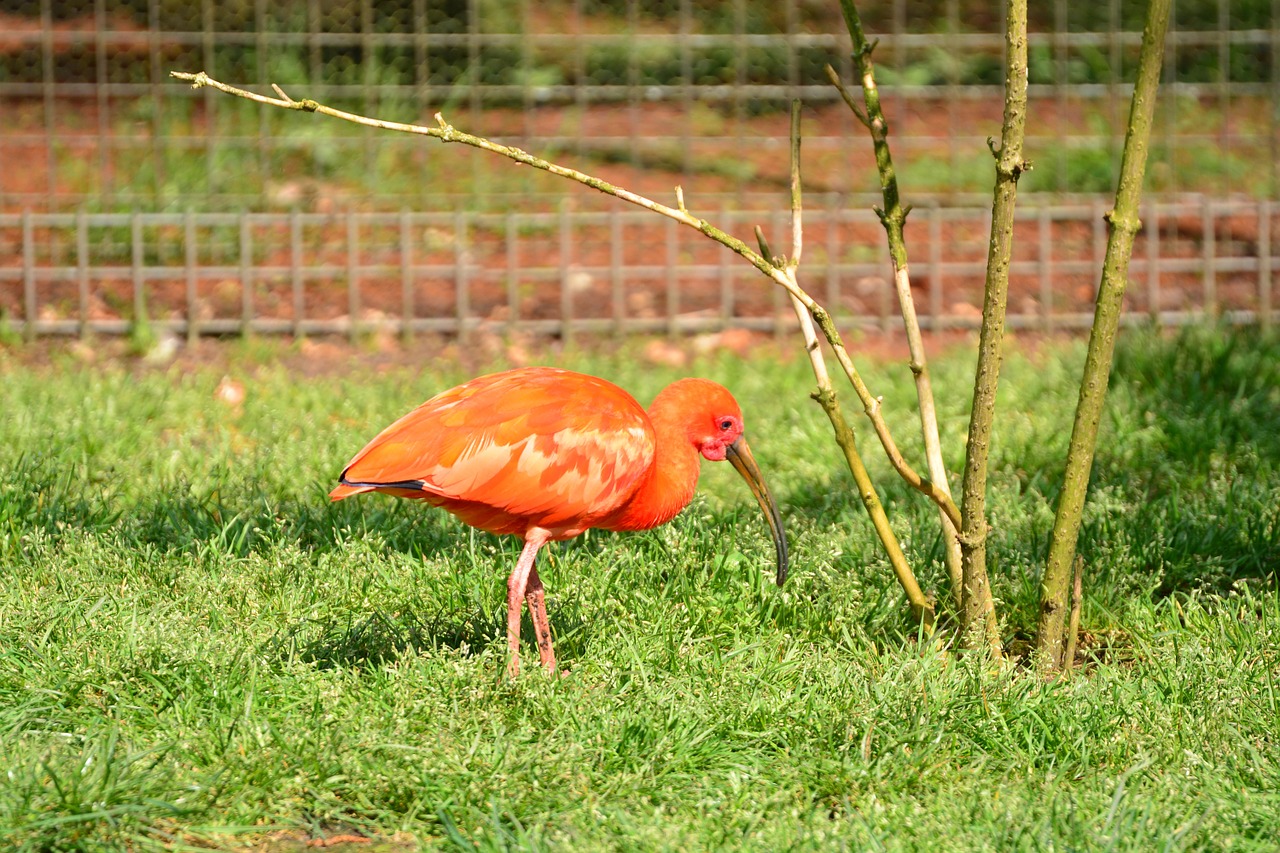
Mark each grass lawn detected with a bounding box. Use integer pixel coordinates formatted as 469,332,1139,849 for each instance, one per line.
1,327,1278,851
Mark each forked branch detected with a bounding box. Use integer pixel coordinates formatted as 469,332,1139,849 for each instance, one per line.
830,0,965,611
779,101,932,624
170,69,962,534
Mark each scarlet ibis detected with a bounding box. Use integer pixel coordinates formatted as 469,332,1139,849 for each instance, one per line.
330,366,788,676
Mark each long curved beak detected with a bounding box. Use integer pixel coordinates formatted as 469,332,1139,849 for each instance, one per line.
725,436,789,586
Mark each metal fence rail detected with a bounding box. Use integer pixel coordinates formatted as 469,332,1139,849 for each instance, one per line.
3,198,1273,341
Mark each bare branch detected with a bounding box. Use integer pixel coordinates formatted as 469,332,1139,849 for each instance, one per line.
957,0,1030,656
754,226,777,267
824,65,871,129
170,70,780,279
782,101,931,623
832,3,964,610
170,68,961,553
789,100,803,267
1037,0,1172,671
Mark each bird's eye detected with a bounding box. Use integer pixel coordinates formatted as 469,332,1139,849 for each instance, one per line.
719,419,734,431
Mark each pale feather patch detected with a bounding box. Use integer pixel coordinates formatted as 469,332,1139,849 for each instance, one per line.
514,425,651,511
419,423,652,517
418,434,527,495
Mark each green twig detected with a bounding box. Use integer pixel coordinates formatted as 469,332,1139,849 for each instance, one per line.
780,100,932,624
831,0,963,613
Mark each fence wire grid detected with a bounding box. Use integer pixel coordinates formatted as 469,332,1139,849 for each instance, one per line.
3,199,1274,342
0,0,1277,339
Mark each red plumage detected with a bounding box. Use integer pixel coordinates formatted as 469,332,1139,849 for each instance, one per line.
332,366,787,676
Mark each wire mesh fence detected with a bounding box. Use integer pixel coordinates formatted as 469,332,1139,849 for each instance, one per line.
3,198,1273,342
0,0,1276,340
0,0,1277,211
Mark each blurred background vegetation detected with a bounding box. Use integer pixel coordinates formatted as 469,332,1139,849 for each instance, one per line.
1,0,1276,211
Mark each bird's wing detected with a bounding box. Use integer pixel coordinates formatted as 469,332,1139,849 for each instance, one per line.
338,368,656,523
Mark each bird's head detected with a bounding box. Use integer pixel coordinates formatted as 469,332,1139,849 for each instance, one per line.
698,410,744,462
659,379,789,586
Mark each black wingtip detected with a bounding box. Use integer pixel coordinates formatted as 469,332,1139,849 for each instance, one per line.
338,474,427,491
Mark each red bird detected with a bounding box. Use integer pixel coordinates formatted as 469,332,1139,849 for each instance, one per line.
330,366,788,676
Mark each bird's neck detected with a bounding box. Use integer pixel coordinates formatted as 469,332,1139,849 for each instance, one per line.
600,396,701,532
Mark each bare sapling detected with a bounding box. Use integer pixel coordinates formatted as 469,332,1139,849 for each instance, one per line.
1037,0,1172,673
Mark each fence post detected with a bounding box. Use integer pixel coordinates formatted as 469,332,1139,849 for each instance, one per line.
613,209,625,335
186,209,199,345
558,202,571,345
1148,202,1162,327
772,211,786,340
824,200,838,331
348,213,361,344
878,232,892,335
292,210,305,339
147,0,166,205
457,209,472,346
1261,199,1272,331
506,210,519,337
22,211,35,343
98,0,114,203
665,216,678,338
1092,199,1106,302
929,203,943,331
39,0,56,202
77,210,89,340
1203,196,1217,319
240,214,254,339
201,0,216,201
1039,205,1053,333
1217,0,1232,196
724,204,738,331
401,210,414,344
131,213,144,334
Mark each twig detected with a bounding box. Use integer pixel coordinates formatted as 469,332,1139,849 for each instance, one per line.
170,69,963,535
825,65,870,129
781,100,932,623
170,71,775,278
831,0,964,612
1062,555,1084,674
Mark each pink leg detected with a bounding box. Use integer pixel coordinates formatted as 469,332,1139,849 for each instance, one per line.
525,565,557,674
506,528,550,678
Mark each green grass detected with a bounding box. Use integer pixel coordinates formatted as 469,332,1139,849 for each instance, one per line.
1,327,1278,850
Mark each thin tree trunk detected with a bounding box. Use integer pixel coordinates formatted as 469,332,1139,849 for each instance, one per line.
958,0,1030,656
1037,0,1172,672
831,0,963,612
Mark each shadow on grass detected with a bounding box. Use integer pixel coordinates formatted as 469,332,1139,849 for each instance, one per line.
261,606,503,670
1111,325,1280,465
260,596,601,671
5,325,1276,646
1101,325,1280,596
1,456,457,562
